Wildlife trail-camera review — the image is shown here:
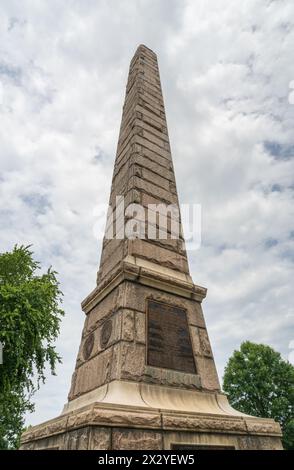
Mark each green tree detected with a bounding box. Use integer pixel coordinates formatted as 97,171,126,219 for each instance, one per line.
0,245,64,449
223,341,294,449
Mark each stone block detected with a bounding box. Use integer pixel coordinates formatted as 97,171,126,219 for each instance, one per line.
99,242,126,279
139,110,165,133
237,435,283,450
140,88,162,109
135,135,171,160
111,164,130,195
135,311,146,343
65,427,90,450
109,342,121,381
190,326,213,358
140,128,169,151
134,118,169,143
27,433,66,450
138,95,163,117
162,413,246,433
116,139,133,166
72,347,113,398
141,80,162,99
140,94,163,113
99,239,125,267
141,191,177,209
195,357,220,391
136,102,165,123
131,175,176,203
163,431,240,450
121,309,135,341
120,342,146,381
113,217,182,249
191,326,201,356
86,285,123,331
134,152,173,180
129,239,189,273
198,328,213,357
140,167,170,191
187,302,206,327
143,367,201,389
112,429,162,450
123,282,147,312
89,427,111,450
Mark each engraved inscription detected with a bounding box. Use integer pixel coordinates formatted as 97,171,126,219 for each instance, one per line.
147,300,196,373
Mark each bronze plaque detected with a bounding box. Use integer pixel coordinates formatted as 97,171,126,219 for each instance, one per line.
147,300,196,374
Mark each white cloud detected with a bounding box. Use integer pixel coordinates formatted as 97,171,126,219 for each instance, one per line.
0,0,293,425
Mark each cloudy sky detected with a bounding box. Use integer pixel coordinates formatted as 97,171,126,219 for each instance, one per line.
1,0,294,426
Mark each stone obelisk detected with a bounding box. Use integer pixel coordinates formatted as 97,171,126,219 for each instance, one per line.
21,45,282,450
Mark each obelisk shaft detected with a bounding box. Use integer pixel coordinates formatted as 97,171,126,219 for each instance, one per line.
98,45,189,284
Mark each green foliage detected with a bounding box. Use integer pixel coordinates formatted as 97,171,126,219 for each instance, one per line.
282,419,294,450
0,245,64,449
223,341,294,450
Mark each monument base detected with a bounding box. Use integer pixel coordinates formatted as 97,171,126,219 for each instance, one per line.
20,380,282,450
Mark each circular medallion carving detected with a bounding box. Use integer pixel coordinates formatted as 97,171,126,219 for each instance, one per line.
100,319,112,349
83,333,94,360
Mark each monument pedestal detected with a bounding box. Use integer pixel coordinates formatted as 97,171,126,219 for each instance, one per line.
21,380,282,450
21,261,282,450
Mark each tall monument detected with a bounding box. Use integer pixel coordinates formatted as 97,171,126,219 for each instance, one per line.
21,45,282,450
